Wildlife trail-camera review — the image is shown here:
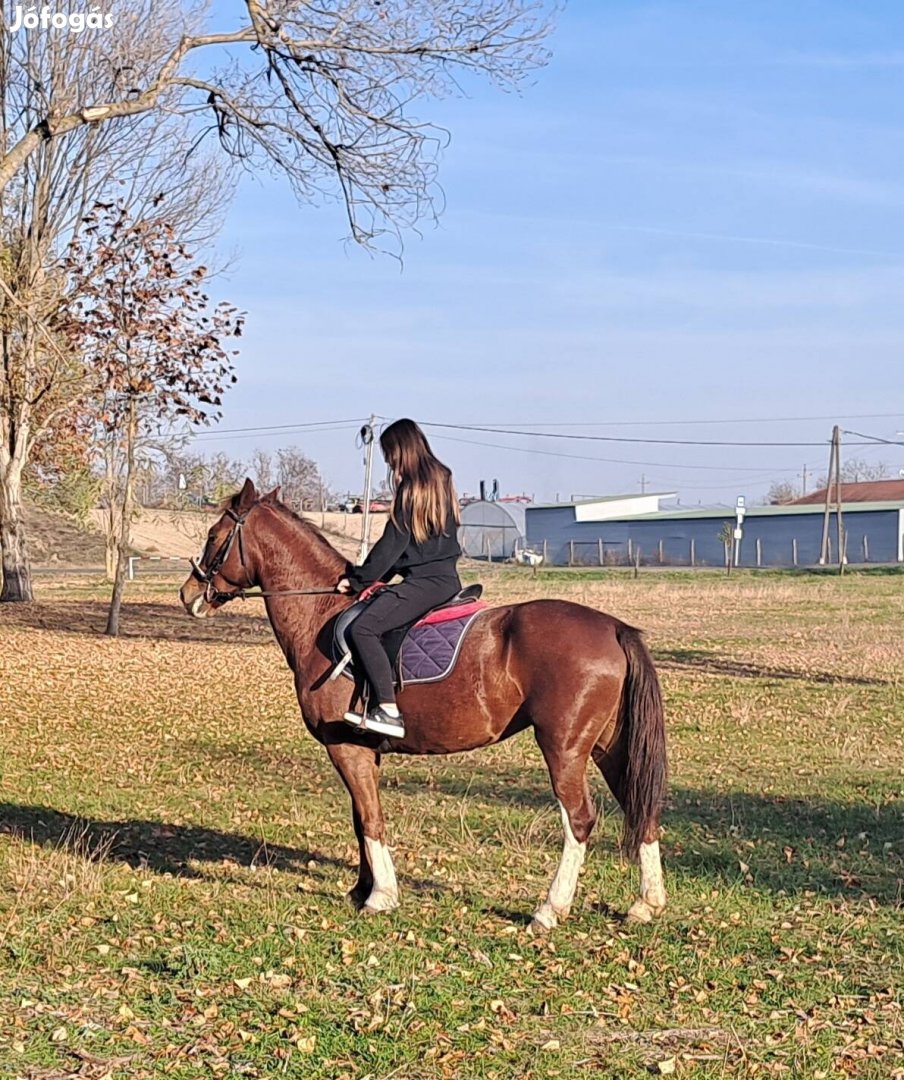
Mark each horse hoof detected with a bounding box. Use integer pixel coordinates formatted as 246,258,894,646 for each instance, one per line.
359,903,396,917
528,916,553,936
358,893,399,916
626,900,656,924
347,889,369,909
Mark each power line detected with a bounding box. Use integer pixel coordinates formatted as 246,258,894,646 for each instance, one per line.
190,417,367,439
405,411,904,430
420,420,886,448
182,414,904,444
428,432,807,473
841,429,904,447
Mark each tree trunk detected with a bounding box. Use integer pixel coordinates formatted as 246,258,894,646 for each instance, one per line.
103,439,117,580
0,461,34,603
106,396,137,636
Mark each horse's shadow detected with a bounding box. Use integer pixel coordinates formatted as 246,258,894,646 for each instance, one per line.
174,741,903,906
0,802,340,879
654,646,889,687
381,775,904,906
0,599,272,645
0,803,446,899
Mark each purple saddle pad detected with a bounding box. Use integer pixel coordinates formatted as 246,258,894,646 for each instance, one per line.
399,612,482,684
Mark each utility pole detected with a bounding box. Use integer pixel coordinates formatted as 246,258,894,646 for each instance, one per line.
359,415,377,562
801,464,808,496
819,426,845,570
639,473,647,494
834,431,845,574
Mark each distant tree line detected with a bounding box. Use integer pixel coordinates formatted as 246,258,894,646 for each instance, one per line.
130,446,330,513
767,459,890,505
25,442,331,513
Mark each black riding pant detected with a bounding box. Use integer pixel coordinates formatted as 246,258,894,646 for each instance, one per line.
347,572,461,704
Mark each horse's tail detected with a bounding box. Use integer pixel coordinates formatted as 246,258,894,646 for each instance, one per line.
615,624,667,859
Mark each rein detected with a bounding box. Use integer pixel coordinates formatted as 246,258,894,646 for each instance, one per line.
216,586,338,602
189,501,342,607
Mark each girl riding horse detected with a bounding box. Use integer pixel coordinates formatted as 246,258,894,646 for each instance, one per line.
337,419,462,739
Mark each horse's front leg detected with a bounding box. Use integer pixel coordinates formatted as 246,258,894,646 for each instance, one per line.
347,805,373,908
327,742,399,914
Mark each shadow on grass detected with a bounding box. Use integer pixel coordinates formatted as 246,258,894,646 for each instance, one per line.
667,787,902,905
0,599,273,645
0,803,447,899
0,803,343,878
175,736,904,907
381,775,903,906
655,646,887,687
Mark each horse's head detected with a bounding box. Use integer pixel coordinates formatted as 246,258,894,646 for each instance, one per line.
180,478,271,618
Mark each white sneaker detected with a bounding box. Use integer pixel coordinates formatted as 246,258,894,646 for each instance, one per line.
343,711,365,728
362,707,406,738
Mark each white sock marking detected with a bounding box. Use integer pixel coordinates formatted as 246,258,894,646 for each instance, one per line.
533,801,586,928
638,839,666,910
363,836,399,911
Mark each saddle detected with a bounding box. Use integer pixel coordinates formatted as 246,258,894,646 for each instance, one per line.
330,584,486,687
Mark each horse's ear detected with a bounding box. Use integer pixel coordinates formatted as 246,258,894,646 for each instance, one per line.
235,477,258,512
261,486,281,505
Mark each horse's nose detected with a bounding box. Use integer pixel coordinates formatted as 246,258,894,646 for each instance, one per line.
179,577,201,612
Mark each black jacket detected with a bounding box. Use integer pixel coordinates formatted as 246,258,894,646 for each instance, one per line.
345,503,461,593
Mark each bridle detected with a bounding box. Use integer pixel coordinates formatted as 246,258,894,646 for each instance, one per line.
189,502,338,606
189,505,252,604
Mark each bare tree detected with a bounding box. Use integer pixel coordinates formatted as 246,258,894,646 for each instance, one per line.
64,202,243,635
250,448,275,493
206,451,249,503
0,14,230,600
0,0,551,599
767,480,800,505
277,446,323,512
817,458,889,486
0,1,552,246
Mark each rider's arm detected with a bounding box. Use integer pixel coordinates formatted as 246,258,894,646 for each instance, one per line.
344,509,411,592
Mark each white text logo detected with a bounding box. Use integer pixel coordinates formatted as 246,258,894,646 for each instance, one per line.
10,5,114,32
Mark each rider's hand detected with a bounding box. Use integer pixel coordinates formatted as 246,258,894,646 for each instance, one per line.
336,578,352,594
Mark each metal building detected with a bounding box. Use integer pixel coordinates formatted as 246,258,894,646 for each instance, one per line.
524,498,904,568
458,500,528,560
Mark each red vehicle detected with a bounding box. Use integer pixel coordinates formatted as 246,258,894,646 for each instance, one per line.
351,499,391,514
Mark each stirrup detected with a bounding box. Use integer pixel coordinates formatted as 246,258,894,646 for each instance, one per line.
343,711,365,728
330,653,354,681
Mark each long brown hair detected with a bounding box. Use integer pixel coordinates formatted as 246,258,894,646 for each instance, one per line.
380,419,459,544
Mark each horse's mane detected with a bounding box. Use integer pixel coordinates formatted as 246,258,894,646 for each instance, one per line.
220,486,347,568
262,496,346,566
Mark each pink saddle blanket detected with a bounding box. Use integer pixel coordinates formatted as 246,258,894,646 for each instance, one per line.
415,600,487,627
356,583,487,628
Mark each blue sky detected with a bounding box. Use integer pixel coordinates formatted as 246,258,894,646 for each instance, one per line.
195,0,904,504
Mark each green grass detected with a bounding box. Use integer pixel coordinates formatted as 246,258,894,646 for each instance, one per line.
0,573,901,1078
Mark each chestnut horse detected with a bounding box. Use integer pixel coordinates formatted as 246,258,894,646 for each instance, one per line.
179,481,668,930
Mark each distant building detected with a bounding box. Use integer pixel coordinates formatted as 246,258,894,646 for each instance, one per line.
524,493,904,568
458,500,528,560
791,479,904,505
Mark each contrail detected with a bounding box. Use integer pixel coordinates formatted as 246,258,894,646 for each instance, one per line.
602,223,902,259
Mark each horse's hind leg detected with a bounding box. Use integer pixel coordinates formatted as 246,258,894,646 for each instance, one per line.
592,742,666,923
530,736,598,933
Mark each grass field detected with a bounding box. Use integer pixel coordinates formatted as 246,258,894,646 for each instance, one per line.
0,569,901,1078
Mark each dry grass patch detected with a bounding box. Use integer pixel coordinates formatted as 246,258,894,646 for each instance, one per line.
0,570,901,1078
